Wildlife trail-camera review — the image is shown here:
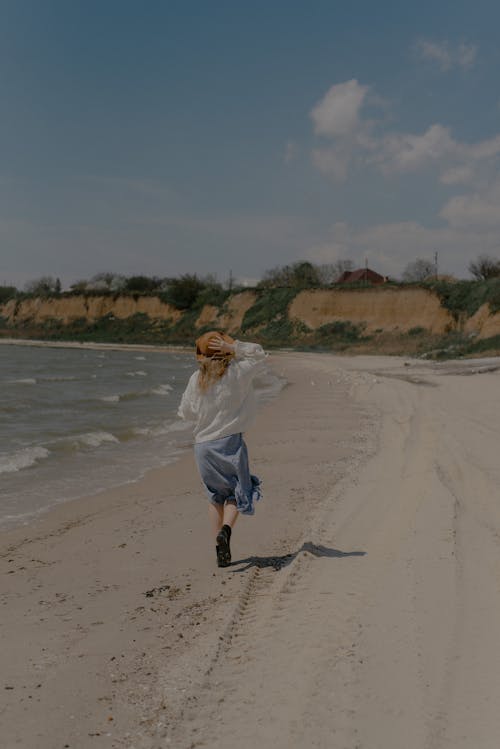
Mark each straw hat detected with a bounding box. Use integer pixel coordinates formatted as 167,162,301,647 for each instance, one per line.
195,331,235,361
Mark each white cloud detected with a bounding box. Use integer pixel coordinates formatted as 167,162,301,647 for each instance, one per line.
437,134,500,185
309,80,374,182
310,80,500,186
311,147,351,182
310,79,369,137
439,165,476,185
466,133,500,160
374,124,456,173
439,180,500,229
415,39,477,71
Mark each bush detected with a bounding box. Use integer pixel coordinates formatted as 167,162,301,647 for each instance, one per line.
316,320,364,343
0,286,17,304
429,278,500,319
193,283,230,310
241,288,298,331
258,261,321,289
124,275,163,293
161,275,208,310
408,326,426,336
24,276,61,296
468,255,500,281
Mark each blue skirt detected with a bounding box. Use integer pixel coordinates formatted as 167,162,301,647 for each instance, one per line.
194,433,262,516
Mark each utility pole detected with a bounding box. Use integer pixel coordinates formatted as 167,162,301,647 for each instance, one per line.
228,269,234,291
434,251,438,280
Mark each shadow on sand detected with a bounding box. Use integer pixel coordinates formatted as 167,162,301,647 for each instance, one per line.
230,541,365,572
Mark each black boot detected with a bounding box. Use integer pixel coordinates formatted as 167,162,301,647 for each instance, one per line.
216,524,232,567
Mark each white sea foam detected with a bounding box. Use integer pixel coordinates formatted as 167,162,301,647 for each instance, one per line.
165,420,190,432
101,395,120,403
126,370,148,377
134,356,146,360
0,446,50,474
134,419,188,438
10,378,37,385
151,383,173,396
73,431,119,448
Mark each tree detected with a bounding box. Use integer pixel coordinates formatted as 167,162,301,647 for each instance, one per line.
70,280,88,293
259,261,321,288
468,254,500,281
0,285,17,304
124,275,162,293
24,276,60,296
402,258,436,283
317,259,354,284
162,274,207,309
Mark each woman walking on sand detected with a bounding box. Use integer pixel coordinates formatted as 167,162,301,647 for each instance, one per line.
178,331,267,567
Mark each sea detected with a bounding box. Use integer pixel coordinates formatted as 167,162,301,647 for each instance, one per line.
0,343,284,531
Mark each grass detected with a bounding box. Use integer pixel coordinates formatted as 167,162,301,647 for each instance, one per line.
241,288,299,332
427,278,500,320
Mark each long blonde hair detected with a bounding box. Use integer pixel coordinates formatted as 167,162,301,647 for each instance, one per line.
197,355,232,393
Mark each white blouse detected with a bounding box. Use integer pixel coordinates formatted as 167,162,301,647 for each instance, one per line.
177,341,268,443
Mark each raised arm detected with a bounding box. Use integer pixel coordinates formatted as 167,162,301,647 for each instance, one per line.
233,340,266,361
207,335,265,361
177,374,198,420
204,334,268,387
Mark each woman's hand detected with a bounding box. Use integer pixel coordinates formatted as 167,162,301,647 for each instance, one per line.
207,335,235,355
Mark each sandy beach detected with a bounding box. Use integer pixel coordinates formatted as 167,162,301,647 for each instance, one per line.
2,351,500,748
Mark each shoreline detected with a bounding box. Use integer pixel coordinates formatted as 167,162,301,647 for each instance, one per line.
0,336,192,354
0,343,286,534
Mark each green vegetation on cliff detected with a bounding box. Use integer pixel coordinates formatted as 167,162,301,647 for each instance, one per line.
2,277,500,358
428,278,500,319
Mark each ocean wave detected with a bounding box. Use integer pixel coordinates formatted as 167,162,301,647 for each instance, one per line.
165,420,192,433
10,378,37,385
98,390,145,403
134,356,146,360
134,425,168,437
74,431,120,448
99,383,173,402
134,419,188,438
151,383,173,396
126,370,148,377
118,390,146,401
0,445,51,474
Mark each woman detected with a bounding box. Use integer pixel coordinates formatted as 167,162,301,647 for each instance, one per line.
178,331,267,567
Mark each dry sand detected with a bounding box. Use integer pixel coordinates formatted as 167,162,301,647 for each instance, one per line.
2,352,500,749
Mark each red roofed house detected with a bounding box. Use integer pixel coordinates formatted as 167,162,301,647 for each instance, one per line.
336,267,387,284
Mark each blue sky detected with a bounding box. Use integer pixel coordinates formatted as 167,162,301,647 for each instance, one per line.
1,0,500,287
